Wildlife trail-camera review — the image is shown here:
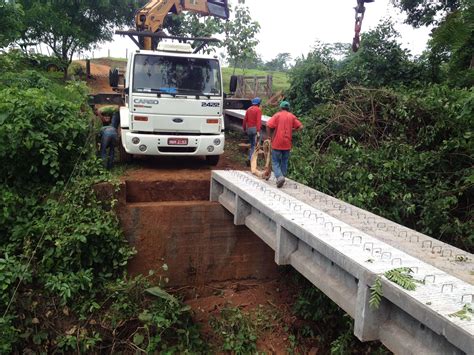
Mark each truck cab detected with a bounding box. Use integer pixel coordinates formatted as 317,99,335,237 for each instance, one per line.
119,42,224,165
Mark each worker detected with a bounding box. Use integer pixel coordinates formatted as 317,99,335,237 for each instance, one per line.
99,111,118,170
266,101,303,188
243,97,262,166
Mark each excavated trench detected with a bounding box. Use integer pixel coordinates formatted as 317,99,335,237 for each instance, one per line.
111,159,280,287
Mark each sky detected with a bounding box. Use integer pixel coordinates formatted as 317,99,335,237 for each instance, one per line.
82,0,433,62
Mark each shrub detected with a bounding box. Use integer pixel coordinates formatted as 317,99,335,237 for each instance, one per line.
0,87,90,185
290,85,473,250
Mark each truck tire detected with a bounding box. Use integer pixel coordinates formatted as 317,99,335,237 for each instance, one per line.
118,138,132,164
206,155,220,166
229,75,238,93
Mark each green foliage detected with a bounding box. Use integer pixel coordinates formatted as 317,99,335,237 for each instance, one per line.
0,86,90,184
290,85,473,251
223,4,260,71
429,4,474,87
164,12,223,54
391,0,461,27
287,22,424,114
369,277,383,310
384,267,420,290
95,276,207,353
449,304,474,321
210,306,260,354
17,0,142,73
293,280,349,345
370,268,421,310
287,42,340,113
265,52,293,72
0,316,19,353
292,276,387,353
0,57,205,353
99,105,119,117
329,317,357,355
342,21,419,88
0,1,24,47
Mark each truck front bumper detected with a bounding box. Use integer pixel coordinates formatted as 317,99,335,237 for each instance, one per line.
121,131,225,156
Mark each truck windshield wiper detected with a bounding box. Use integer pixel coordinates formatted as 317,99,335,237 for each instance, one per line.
176,89,221,98
176,88,204,96
136,88,177,96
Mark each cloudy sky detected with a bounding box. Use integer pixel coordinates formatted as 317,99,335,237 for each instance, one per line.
87,0,432,61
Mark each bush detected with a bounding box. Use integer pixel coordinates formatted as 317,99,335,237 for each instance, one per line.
0,57,207,352
0,87,90,185
290,85,473,250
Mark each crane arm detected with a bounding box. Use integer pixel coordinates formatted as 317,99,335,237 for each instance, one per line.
135,0,229,49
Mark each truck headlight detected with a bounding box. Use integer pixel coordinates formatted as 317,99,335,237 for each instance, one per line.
132,137,140,145
139,145,147,152
207,145,214,152
213,138,221,146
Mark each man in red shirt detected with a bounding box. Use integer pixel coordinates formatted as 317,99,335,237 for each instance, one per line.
266,101,303,188
243,97,262,166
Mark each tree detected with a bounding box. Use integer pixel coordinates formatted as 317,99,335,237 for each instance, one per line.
392,0,473,87
164,12,223,38
265,52,292,71
391,0,461,27
428,1,474,87
0,1,24,48
341,21,417,88
222,4,260,72
17,0,141,77
242,51,265,70
163,12,224,53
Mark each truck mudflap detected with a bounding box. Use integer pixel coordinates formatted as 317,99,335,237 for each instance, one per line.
121,130,224,156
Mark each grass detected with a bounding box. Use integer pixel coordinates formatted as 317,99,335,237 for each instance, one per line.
222,67,290,94
91,58,127,70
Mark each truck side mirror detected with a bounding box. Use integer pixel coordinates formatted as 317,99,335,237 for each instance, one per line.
229,75,238,93
109,68,119,88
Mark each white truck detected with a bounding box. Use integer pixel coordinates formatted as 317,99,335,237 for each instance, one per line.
117,41,225,165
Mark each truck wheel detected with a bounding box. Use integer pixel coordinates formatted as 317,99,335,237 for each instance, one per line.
118,139,132,164
206,155,220,166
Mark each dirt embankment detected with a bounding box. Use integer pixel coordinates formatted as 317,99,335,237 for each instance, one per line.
76,60,116,94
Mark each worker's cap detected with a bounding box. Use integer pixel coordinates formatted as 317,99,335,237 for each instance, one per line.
279,101,290,109
252,97,261,105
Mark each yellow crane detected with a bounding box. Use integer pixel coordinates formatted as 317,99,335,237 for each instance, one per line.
133,0,229,50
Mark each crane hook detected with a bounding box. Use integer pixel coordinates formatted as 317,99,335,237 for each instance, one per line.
352,0,374,52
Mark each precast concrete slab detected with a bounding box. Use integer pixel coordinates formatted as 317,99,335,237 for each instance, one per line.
261,175,474,285
211,170,474,355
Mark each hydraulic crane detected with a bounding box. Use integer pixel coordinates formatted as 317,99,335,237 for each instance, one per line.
133,0,229,50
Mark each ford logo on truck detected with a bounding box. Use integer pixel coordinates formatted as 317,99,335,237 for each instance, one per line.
134,99,159,105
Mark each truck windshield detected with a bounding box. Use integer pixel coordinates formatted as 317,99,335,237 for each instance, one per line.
133,54,221,96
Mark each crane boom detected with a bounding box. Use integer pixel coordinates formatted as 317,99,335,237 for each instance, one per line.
135,0,229,50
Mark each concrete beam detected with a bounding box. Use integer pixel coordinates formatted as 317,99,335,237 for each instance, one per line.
211,170,474,355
